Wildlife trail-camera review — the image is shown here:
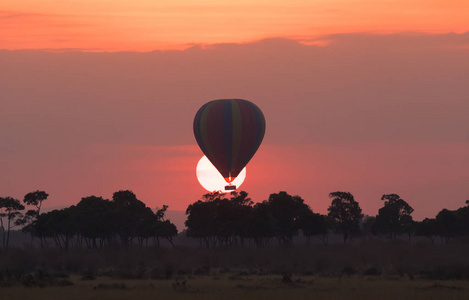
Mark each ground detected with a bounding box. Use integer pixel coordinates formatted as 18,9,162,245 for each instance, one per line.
2,273,469,300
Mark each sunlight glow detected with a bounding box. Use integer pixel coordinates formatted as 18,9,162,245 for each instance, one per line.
196,156,246,193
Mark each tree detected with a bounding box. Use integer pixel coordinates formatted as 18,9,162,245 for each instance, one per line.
185,196,219,247
200,191,226,202
435,209,459,243
262,191,312,246
149,219,178,247
415,218,439,243
185,191,254,247
18,191,49,238
360,215,376,240
155,205,169,221
112,190,153,246
298,210,328,244
23,190,48,216
226,191,254,245
45,207,77,250
372,194,414,239
0,197,25,249
327,191,363,244
24,190,177,249
73,196,115,248
434,204,469,243
247,202,275,246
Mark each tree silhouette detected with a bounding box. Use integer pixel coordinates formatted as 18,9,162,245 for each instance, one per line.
112,190,150,246
434,203,469,243
10,188,469,250
23,190,48,216
17,191,49,241
456,204,469,236
298,209,328,244
29,207,77,250
262,191,311,246
360,215,376,240
74,196,115,248
47,207,77,250
185,196,219,247
185,192,254,247
150,205,178,246
372,194,414,239
435,209,459,243
227,191,254,245
25,190,176,249
415,218,439,243
0,197,25,249
248,201,275,246
327,191,363,244
151,219,178,247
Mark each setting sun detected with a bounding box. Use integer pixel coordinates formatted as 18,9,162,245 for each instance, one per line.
196,156,246,193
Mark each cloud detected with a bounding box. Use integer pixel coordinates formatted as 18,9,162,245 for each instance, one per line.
1,33,468,151
0,11,48,20
0,10,78,27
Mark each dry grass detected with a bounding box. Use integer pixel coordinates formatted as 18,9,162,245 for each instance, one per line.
2,239,469,299
3,240,469,279
1,274,469,300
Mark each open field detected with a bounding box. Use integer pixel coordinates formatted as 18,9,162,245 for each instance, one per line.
2,240,469,299
2,274,469,300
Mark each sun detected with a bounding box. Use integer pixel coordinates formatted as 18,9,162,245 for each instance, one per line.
196,156,246,192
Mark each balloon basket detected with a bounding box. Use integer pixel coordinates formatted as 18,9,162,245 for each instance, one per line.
225,185,236,191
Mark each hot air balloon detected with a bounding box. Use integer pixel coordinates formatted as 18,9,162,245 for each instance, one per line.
193,99,266,190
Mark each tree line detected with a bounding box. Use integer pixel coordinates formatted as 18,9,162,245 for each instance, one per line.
1,189,469,250
185,191,469,247
0,190,177,250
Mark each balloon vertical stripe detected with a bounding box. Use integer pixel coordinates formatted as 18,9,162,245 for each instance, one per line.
223,101,233,179
231,101,242,173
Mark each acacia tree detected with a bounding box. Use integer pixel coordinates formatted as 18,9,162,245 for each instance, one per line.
24,190,49,216
25,191,177,249
44,207,77,250
434,202,469,243
372,194,414,239
247,201,275,246
18,191,49,238
415,218,439,243
298,210,328,244
0,197,25,249
227,191,254,245
185,192,254,247
73,196,115,248
112,190,154,247
262,191,312,246
185,195,220,247
327,191,363,244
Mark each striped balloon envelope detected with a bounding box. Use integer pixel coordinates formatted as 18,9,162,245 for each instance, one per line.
193,99,266,184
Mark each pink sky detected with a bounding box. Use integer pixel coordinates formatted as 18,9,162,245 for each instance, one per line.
1,1,469,222
1,33,468,221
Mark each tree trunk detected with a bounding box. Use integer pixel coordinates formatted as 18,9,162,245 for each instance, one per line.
5,219,11,250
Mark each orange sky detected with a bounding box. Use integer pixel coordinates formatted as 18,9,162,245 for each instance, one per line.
2,0,469,51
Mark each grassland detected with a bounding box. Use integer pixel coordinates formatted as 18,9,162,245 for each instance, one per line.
2,239,469,299
2,273,469,300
